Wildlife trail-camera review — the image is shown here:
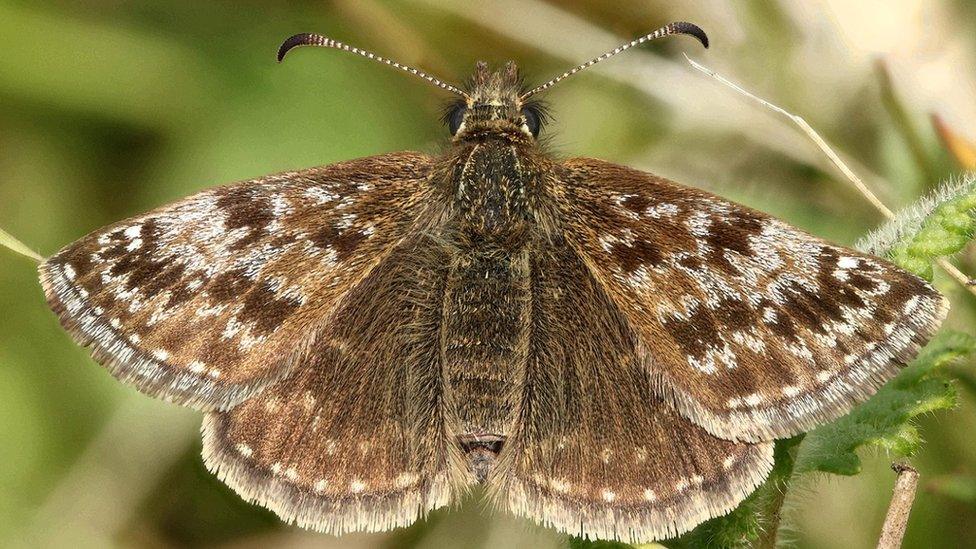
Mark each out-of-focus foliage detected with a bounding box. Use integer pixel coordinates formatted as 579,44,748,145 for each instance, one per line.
3,1,976,548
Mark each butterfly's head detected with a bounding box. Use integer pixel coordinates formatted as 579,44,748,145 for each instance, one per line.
443,61,546,141
276,22,707,143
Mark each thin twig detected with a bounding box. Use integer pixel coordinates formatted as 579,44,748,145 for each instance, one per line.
0,226,43,263
686,55,976,298
937,259,976,292
685,54,894,217
877,463,920,549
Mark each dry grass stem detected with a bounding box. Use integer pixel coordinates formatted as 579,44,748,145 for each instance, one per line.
0,226,43,263
685,55,976,298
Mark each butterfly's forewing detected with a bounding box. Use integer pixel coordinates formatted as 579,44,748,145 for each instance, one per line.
40,152,435,410
202,236,464,533
557,158,948,442
494,238,773,543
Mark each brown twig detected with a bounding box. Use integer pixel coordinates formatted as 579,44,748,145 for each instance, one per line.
877,463,920,549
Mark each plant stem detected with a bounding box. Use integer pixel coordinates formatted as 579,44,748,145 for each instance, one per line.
684,55,976,298
756,438,801,549
877,463,920,549
0,226,43,263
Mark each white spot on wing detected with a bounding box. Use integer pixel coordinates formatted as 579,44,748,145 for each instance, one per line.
304,186,339,204
550,479,570,493
745,393,763,406
395,473,419,488
648,202,679,218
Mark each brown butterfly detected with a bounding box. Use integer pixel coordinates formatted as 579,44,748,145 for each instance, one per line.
38,22,946,543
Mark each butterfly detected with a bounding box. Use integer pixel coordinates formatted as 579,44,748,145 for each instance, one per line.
38,22,946,543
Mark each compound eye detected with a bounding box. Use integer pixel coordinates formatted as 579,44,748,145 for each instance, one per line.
447,104,466,135
521,105,543,137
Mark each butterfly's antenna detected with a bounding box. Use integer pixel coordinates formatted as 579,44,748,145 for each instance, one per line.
278,33,470,99
520,21,709,100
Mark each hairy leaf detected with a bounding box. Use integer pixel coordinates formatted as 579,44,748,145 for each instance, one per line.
857,173,976,278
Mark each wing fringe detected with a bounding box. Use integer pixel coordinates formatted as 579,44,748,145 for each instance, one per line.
39,259,296,410
649,293,949,442
502,441,774,544
200,413,456,534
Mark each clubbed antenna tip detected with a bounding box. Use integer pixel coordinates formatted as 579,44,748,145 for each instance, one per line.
276,32,469,98
521,21,710,99
673,21,709,49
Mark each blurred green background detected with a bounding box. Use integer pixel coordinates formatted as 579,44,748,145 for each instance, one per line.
2,1,976,547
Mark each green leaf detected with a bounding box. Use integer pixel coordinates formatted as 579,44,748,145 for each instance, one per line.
857,173,976,278
794,332,974,475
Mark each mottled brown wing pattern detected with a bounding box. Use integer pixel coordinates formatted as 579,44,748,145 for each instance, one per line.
558,158,948,441
494,238,773,543
202,236,464,533
40,152,435,410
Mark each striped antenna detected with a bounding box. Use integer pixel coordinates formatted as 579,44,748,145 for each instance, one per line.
520,22,709,99
277,33,470,99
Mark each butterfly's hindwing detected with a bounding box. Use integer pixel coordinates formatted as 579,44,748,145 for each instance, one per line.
494,237,773,543
558,158,948,441
202,235,463,533
40,152,435,410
